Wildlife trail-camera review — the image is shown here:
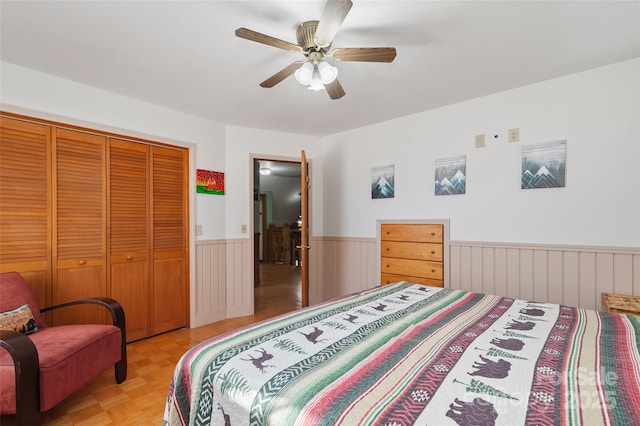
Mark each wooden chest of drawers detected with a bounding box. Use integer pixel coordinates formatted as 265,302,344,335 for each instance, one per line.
380,222,447,288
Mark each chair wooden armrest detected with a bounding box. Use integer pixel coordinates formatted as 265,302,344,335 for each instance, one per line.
1,272,128,424
40,297,127,383
0,330,40,425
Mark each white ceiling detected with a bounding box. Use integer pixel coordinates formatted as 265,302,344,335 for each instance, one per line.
1,1,639,137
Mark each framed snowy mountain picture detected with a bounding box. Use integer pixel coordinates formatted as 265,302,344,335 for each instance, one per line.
521,140,567,189
435,155,466,196
371,164,395,199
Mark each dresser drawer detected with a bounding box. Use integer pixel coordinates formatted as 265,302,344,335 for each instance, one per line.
381,223,443,243
381,273,443,288
381,241,442,262
381,257,442,280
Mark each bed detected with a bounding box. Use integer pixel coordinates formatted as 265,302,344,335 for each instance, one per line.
163,282,640,425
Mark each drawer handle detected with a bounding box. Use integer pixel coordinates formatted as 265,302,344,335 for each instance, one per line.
386,248,390,252
126,255,133,261
430,251,436,254
78,260,86,265
431,269,436,273
430,232,436,236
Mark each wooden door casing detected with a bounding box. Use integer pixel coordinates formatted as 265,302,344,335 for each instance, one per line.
300,150,309,308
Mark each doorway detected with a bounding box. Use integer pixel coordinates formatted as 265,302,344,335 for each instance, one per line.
253,158,302,315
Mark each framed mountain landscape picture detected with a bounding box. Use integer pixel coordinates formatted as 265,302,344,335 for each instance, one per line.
521,140,567,189
371,164,394,199
435,155,466,196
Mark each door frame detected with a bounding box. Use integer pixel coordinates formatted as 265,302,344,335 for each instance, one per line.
248,153,311,309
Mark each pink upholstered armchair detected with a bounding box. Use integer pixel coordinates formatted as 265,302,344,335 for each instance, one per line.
0,272,127,425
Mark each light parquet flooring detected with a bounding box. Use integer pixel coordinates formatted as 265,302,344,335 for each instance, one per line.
1,263,301,425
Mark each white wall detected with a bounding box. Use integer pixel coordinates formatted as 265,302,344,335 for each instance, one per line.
224,125,322,239
322,58,640,247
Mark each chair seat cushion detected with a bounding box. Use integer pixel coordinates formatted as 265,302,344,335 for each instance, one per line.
0,324,122,413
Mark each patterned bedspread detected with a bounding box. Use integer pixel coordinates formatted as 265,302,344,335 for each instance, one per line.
163,283,640,426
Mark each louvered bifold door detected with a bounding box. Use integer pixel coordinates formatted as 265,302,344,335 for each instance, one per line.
109,139,150,341
52,128,107,325
150,145,188,335
0,117,51,307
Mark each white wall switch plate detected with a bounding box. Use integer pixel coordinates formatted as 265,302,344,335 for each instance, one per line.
509,128,520,143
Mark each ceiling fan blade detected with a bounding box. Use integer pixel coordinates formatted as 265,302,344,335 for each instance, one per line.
331,47,397,63
324,79,345,100
314,0,353,48
235,27,302,53
260,61,304,88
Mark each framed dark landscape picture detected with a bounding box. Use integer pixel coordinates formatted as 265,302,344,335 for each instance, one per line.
435,155,466,196
371,164,395,199
521,140,567,189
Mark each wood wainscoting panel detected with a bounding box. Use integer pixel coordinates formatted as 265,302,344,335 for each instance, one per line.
194,239,228,327
225,238,253,317
191,238,639,326
450,242,640,311
315,237,377,301
313,237,638,311
309,236,324,306
192,238,252,327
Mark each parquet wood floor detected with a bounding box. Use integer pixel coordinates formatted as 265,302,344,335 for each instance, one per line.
1,263,301,425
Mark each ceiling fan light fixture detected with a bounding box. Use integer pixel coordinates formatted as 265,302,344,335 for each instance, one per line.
236,0,395,100
308,71,325,91
318,61,338,84
294,62,314,85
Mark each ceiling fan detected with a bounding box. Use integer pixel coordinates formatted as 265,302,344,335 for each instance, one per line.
235,0,396,100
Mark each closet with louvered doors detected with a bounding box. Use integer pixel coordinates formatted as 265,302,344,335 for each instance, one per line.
0,117,51,308
109,142,189,341
109,139,150,342
52,128,108,326
0,113,189,341
150,146,188,336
